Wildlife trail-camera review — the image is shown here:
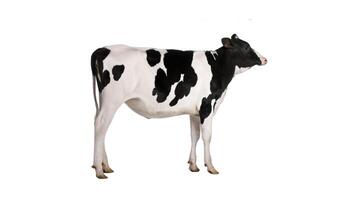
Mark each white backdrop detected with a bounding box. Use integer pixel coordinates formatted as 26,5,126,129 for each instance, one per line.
0,0,355,199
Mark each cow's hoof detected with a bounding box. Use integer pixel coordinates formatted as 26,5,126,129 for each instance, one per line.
189,164,200,172
103,167,114,173
93,164,114,173
207,168,219,174
96,174,108,179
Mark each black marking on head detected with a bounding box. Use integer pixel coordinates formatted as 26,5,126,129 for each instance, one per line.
91,47,111,92
224,35,261,68
112,65,125,81
146,49,161,67
152,50,197,106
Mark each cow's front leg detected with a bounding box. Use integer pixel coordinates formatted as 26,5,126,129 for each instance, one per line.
201,117,219,174
188,115,200,172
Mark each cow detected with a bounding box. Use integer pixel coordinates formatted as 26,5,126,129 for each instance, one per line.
91,34,267,179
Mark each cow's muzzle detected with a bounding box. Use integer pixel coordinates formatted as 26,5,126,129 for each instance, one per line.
260,56,267,65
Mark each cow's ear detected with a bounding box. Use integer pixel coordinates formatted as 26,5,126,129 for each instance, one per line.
221,37,233,48
231,34,239,40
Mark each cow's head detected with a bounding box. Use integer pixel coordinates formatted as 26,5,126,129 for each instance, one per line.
221,34,267,74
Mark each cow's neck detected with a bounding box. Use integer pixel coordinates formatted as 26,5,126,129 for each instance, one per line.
207,47,236,94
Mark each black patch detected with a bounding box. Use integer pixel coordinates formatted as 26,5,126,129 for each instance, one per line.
199,97,212,123
152,50,197,106
153,68,170,102
91,47,111,92
101,70,110,90
146,49,161,67
112,65,125,81
199,50,236,123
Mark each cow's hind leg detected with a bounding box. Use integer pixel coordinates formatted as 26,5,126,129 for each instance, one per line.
93,100,122,179
188,115,200,172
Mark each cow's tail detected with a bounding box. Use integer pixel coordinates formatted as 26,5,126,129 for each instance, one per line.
91,49,100,115
92,74,99,114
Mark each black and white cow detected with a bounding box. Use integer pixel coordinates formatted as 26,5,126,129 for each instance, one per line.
91,34,267,179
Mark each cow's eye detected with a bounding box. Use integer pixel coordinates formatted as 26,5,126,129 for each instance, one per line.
244,46,250,51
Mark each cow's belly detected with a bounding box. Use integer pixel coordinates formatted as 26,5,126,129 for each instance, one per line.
125,97,198,119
